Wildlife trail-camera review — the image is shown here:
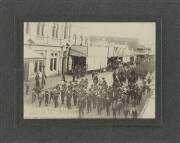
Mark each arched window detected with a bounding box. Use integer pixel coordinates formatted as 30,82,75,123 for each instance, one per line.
37,23,40,35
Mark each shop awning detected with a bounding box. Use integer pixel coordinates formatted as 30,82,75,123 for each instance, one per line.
69,45,88,57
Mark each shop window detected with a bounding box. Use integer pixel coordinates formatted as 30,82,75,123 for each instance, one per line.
34,62,38,73
39,62,42,72
50,58,53,71
54,58,57,70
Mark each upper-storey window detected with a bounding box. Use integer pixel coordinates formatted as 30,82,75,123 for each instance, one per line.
41,23,45,36
37,23,40,35
52,24,56,38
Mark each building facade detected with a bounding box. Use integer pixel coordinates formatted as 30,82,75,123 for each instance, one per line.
24,22,71,81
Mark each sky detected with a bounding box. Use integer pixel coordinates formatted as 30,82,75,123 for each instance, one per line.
70,22,156,49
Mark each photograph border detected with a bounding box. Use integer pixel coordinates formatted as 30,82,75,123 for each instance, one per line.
15,16,163,127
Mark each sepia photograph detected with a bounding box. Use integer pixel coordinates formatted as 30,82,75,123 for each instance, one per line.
23,22,156,119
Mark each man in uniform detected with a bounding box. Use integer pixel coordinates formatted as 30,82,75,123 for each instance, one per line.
61,81,66,104
38,89,44,107
97,89,102,115
49,90,54,104
78,90,85,118
44,90,49,106
106,96,111,116
31,88,37,103
84,78,88,89
87,88,92,113
91,85,96,109
73,81,78,106
54,88,59,108
66,89,72,109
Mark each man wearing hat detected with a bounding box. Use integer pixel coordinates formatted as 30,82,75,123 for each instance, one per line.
54,88,59,108
66,88,72,109
105,96,111,116
44,90,49,106
78,91,85,118
31,87,37,103
87,88,92,113
61,81,66,104
38,89,44,107
73,81,78,106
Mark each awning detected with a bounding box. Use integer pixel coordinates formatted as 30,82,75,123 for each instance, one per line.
24,46,44,60
69,45,88,57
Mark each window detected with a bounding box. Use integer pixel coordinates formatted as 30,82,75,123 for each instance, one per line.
80,35,83,45
50,58,53,71
54,58,57,70
73,34,77,45
26,22,30,34
34,62,38,73
52,24,56,37
39,62,42,72
37,23,40,35
41,24,45,36
56,25,59,38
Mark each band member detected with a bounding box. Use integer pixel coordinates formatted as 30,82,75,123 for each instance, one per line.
106,96,111,116
44,90,49,106
97,93,102,115
78,92,85,118
61,82,66,104
31,88,37,103
54,88,59,108
49,90,54,104
66,89,72,109
38,90,44,107
87,89,92,113
73,81,78,106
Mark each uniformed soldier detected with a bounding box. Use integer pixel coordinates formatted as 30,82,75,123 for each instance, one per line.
78,91,85,118
66,89,72,109
49,90,54,104
31,88,37,103
132,106,138,119
106,96,111,116
123,105,130,118
87,89,92,113
56,84,60,92
68,81,73,92
38,89,44,107
61,81,66,104
44,90,49,106
102,89,106,110
97,92,102,115
108,86,114,105
73,81,78,106
84,78,88,89
91,85,97,109
54,88,59,108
